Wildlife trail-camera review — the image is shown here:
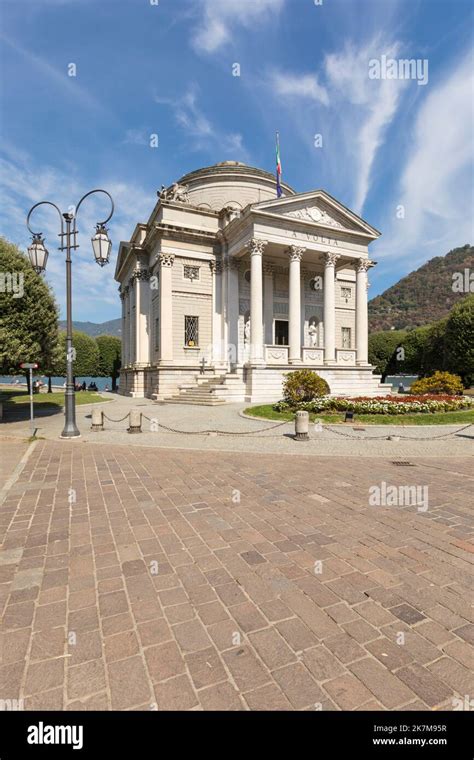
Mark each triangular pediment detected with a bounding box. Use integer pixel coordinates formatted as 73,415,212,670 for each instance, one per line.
251,190,380,238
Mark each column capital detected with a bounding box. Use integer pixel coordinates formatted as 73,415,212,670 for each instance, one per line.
356,258,375,273
159,253,175,268
246,238,268,256
286,244,305,262
224,256,241,271
263,261,274,276
132,268,150,282
325,252,340,267
209,258,223,274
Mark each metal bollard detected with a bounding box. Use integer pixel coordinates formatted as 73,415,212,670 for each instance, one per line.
128,409,142,434
91,407,103,432
294,410,309,441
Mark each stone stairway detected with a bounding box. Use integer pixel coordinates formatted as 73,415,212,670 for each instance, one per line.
163,375,229,405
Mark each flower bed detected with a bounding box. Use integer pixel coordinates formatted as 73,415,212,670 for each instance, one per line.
274,394,474,415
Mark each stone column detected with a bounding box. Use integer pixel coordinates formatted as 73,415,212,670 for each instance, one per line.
210,258,223,366
323,252,340,364
159,253,174,364
263,262,274,345
356,258,372,365
287,245,305,363
120,288,127,365
135,268,150,364
226,258,240,366
128,279,135,365
248,238,267,364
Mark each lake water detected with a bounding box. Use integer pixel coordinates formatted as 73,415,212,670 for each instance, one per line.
0,376,114,391
385,375,419,390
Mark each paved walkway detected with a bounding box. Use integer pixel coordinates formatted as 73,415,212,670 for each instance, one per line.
1,394,473,457
1,439,472,711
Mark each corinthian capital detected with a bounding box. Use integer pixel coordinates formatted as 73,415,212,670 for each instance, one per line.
209,258,223,274
325,252,340,267
357,258,374,273
159,253,175,268
286,245,305,263
133,268,150,281
246,238,268,256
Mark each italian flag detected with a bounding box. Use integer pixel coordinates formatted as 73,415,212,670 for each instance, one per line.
276,132,282,197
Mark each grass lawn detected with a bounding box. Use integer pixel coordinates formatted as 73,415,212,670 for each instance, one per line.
0,390,106,408
244,404,474,426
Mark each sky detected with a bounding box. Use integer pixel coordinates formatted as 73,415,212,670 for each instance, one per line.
0,0,473,322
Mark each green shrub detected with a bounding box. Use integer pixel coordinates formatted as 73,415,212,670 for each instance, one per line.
410,371,464,395
282,370,330,405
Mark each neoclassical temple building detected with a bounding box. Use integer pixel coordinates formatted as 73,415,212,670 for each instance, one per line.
115,162,389,402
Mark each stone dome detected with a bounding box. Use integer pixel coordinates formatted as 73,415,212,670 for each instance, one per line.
177,162,295,212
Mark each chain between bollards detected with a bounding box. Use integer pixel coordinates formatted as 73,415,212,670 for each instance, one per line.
90,408,473,441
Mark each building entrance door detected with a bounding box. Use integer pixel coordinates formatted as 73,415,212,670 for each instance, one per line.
274,320,289,345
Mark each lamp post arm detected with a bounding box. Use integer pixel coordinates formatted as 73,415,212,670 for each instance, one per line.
74,189,114,226
26,200,64,239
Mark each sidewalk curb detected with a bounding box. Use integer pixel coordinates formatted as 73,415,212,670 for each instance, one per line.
0,439,38,506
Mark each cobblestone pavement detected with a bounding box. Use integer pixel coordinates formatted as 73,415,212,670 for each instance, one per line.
1,439,473,711
1,394,473,457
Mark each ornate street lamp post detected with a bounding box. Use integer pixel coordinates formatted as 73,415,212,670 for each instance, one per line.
26,190,114,438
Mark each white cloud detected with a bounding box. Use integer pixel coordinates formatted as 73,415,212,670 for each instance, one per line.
0,146,150,320
324,39,406,214
261,37,406,214
193,0,284,54
0,34,111,117
376,49,474,269
122,129,150,146
155,86,249,161
270,72,329,105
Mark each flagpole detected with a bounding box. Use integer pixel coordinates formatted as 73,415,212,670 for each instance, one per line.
276,131,282,198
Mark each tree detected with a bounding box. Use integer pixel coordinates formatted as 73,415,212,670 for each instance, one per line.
96,335,121,391
368,329,406,380
397,326,431,375
444,294,474,385
0,237,59,387
55,330,99,377
421,319,448,376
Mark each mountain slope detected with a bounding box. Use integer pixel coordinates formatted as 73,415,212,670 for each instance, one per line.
59,319,121,337
369,245,473,331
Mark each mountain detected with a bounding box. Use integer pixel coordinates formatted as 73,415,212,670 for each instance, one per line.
369,245,473,332
59,318,121,337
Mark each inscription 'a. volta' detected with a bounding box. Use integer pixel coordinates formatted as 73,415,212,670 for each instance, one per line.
291,230,339,245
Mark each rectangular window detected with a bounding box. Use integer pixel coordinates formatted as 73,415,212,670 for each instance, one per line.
341,327,351,348
184,316,199,347
341,286,352,301
183,265,200,281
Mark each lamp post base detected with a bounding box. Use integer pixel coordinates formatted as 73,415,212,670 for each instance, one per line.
62,388,80,438
60,425,81,438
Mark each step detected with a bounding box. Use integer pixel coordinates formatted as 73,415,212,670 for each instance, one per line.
162,397,227,406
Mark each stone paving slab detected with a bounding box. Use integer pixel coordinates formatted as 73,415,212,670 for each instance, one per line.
0,439,473,711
